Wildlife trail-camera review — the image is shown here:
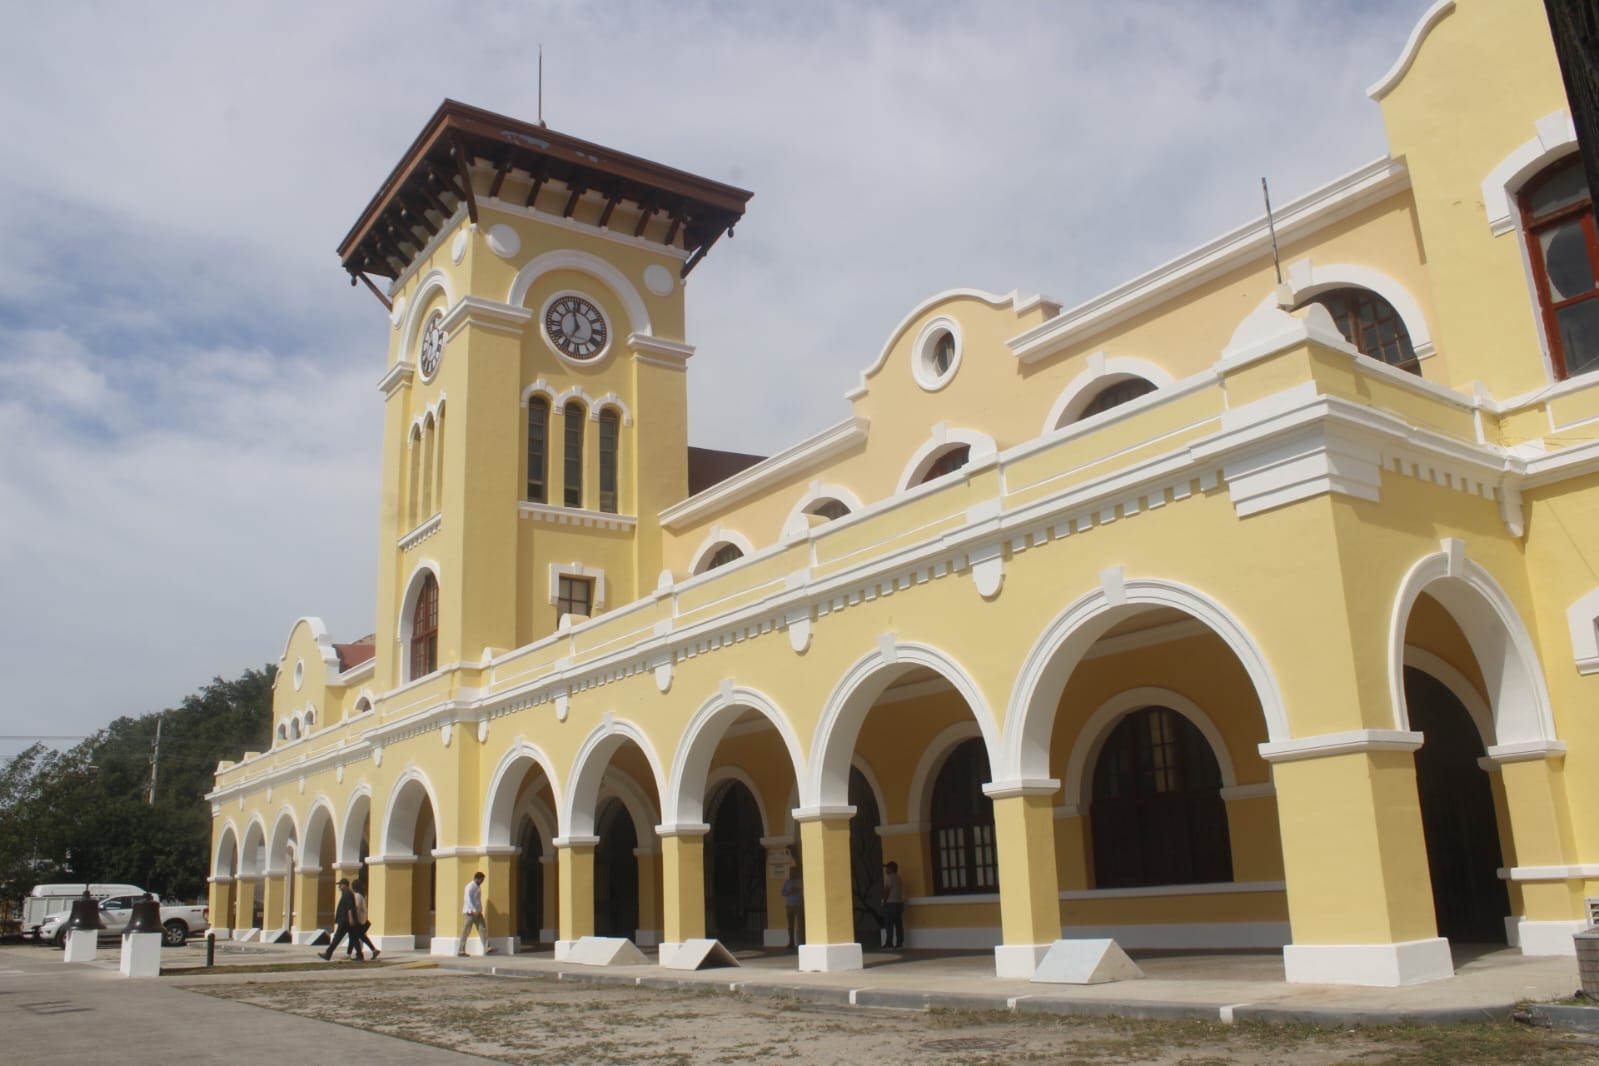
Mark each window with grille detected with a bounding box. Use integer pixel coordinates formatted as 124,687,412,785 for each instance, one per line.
929,738,998,895
409,573,439,680
1522,155,1599,379
598,409,619,514
526,397,549,503
705,543,744,571
1302,288,1420,374
920,445,970,485
1089,706,1232,888
1079,377,1158,419
563,404,585,508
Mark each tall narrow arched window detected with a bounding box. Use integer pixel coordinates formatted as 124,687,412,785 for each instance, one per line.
929,738,997,895
409,573,439,680
420,415,436,517
1089,706,1231,888
919,445,970,485
1522,155,1599,379
526,397,549,503
406,426,422,527
598,408,620,514
563,403,585,508
1300,288,1420,374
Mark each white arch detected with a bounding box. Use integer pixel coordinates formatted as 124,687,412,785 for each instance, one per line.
266,805,300,871
688,529,758,575
562,717,668,838
521,378,558,407
396,560,443,678
507,249,652,336
380,768,443,857
482,741,565,847
591,392,634,426
213,821,241,878
276,616,341,677
664,685,805,827
781,482,868,539
1481,111,1577,236
1003,577,1288,783
399,270,456,363
300,797,339,868
808,642,1001,810
1043,354,1175,433
1388,548,1558,750
239,817,268,877
705,767,772,837
1262,262,1436,360
512,795,559,855
339,786,373,865
597,768,659,847
896,427,999,492
553,385,595,414
907,721,983,824
848,756,889,829
1061,687,1240,809
1403,646,1495,748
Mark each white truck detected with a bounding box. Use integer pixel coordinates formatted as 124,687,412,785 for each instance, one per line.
36,888,209,947
21,883,142,941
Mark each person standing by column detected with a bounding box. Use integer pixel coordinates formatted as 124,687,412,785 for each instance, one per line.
458,871,496,956
320,878,361,961
780,864,804,951
881,861,905,950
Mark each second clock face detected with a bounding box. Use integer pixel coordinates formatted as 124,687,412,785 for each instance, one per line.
419,311,445,379
544,295,609,359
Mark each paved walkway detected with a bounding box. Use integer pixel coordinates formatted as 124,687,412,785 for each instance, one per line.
1,936,1589,1065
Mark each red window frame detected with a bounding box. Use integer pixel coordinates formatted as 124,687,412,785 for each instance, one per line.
410,574,439,680
1522,156,1599,380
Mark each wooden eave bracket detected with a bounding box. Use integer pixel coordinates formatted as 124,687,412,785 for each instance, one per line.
448,133,479,225
349,269,394,311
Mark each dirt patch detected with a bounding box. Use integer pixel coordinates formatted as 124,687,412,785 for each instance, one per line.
193,972,1599,1065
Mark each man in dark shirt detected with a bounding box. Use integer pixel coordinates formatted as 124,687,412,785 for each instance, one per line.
319,878,362,961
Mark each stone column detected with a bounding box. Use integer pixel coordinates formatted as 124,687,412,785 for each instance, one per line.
795,808,861,972
233,877,259,937
366,856,417,952
291,865,326,944
657,824,708,955
554,835,598,960
1264,732,1453,986
261,868,289,940
986,781,1062,978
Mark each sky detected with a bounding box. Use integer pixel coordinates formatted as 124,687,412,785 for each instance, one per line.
0,0,1439,763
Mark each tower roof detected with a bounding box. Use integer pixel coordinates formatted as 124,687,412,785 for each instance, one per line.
338,99,753,283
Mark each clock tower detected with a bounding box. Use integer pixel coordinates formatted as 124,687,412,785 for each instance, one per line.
337,101,751,693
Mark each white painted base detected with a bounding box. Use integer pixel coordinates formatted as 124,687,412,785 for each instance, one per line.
234,927,260,943
1514,918,1586,956
373,934,415,952
555,939,576,961
1283,938,1454,986
1033,938,1144,984
434,936,500,957
661,938,739,971
208,928,232,940
292,928,326,946
994,943,1052,979
63,929,98,963
260,926,288,944
900,921,1290,952
763,929,790,949
565,936,648,966
487,936,518,955
120,932,162,978
798,942,863,973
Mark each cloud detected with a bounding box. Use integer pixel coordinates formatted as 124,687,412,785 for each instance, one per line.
0,0,1437,756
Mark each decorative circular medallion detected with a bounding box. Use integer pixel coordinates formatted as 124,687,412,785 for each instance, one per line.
543,294,609,360
419,311,445,379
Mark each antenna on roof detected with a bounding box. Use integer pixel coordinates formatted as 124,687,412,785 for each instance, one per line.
538,44,547,128
1262,177,1293,308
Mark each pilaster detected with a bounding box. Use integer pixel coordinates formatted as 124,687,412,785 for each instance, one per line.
986,782,1062,978
367,856,418,952
794,809,862,972
657,824,709,951
555,835,598,958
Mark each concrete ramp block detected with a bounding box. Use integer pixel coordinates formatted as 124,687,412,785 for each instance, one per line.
233,928,259,943
566,935,649,967
1032,938,1144,985
661,938,740,971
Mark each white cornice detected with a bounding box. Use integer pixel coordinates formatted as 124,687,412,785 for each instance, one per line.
1258,729,1423,764
519,503,637,532
1007,159,1409,365
440,295,533,337
379,361,415,397
1367,0,1456,101
660,417,870,531
399,513,442,552
629,333,695,369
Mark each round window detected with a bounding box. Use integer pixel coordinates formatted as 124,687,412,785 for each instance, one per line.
913,318,962,391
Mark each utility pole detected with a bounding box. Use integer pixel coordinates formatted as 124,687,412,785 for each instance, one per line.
148,714,162,806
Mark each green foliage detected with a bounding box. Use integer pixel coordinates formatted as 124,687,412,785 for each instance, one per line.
0,667,274,909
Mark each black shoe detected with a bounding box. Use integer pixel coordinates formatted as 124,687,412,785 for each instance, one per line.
319,951,331,961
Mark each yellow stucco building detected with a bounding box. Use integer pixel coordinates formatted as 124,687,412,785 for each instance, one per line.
209,0,1599,987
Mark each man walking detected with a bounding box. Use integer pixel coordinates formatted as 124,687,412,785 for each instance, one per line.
320,877,362,961
346,880,380,961
459,870,496,956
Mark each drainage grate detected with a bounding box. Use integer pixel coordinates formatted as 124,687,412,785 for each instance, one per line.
922,1037,1014,1053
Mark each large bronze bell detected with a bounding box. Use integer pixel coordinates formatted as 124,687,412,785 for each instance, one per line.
62,892,106,932
122,897,164,935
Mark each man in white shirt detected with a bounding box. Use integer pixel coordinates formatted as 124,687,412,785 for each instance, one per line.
458,871,496,956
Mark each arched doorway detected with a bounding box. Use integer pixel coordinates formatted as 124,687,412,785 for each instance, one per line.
848,767,884,945
704,781,766,945
1406,667,1509,943
517,821,544,944
594,798,639,939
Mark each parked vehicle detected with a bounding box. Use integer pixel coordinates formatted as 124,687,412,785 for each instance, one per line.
39,892,208,947
21,883,143,941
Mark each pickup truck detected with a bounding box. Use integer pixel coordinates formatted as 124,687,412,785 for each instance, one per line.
41,893,209,947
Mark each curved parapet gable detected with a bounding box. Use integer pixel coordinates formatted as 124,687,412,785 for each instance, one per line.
1367,1,1456,101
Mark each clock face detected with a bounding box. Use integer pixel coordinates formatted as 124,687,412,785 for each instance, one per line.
419,311,445,379
544,295,609,360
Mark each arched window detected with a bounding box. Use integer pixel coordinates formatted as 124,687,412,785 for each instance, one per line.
919,445,970,485
705,543,744,570
407,425,422,527
526,397,549,504
929,738,997,895
598,409,620,514
563,404,585,508
1089,707,1231,888
1079,377,1157,419
805,497,851,521
1521,156,1599,379
1301,287,1420,374
409,573,439,680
